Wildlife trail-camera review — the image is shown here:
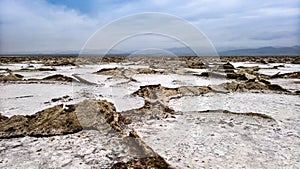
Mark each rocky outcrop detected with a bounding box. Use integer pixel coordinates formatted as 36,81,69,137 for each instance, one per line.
197,72,227,78
0,104,81,138
199,109,275,121
124,130,158,158
95,67,168,76
75,100,131,132
271,72,300,79
186,61,207,69
0,73,76,83
211,80,289,93
132,85,179,99
226,66,261,80
132,84,210,100
222,62,235,69
123,99,177,122
132,81,289,102
19,67,56,72
0,72,23,81
42,74,74,82
111,156,172,169
111,130,172,168
0,114,8,122
223,81,268,91
0,100,131,139
45,61,77,66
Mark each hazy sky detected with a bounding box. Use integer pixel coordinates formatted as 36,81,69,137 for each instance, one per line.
0,0,299,54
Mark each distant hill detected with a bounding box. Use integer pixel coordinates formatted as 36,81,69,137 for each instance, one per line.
1,46,299,56
219,46,300,56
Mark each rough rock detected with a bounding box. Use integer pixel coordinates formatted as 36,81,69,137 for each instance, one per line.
19,67,56,72
227,67,260,80
217,62,235,70
123,100,177,122
268,84,289,92
226,81,267,91
186,61,206,69
271,72,300,79
95,67,167,76
0,114,8,122
132,82,288,104
0,72,22,81
124,130,158,158
223,62,235,69
46,61,77,66
244,73,256,81
198,72,227,78
204,110,276,121
42,74,74,82
95,67,118,75
132,85,179,100
0,100,131,138
236,66,260,74
0,105,81,138
75,100,131,132
260,59,268,64
132,84,210,100
221,80,289,93
208,85,230,93
111,156,172,169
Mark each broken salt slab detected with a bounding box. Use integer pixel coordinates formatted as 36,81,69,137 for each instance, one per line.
168,92,300,121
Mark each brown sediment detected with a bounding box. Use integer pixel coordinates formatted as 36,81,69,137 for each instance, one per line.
0,72,23,81
75,100,131,132
185,60,207,69
196,71,226,78
41,74,74,82
197,110,276,121
110,156,172,169
0,100,130,139
132,84,179,99
222,62,235,69
0,55,299,64
95,67,118,75
123,99,177,123
132,84,210,99
0,105,81,138
110,130,173,169
131,80,289,102
95,67,169,76
221,110,275,121
18,67,57,72
0,114,8,122
271,71,300,79
124,130,158,158
0,72,77,83
44,61,77,66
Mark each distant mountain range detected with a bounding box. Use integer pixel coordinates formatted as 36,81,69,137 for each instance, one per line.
219,46,300,56
1,46,299,56
97,46,300,56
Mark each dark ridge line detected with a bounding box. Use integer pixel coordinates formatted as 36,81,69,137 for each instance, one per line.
197,109,276,121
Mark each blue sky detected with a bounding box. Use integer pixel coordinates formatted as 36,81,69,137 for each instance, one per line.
0,0,299,54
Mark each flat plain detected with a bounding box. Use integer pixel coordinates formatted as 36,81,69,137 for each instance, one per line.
0,55,299,168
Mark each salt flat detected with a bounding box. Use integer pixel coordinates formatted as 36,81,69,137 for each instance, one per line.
0,56,299,168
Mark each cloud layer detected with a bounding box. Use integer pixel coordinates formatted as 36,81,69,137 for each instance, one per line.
0,0,299,54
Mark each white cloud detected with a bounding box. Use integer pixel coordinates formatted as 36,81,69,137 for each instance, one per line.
0,0,299,53
0,0,100,53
